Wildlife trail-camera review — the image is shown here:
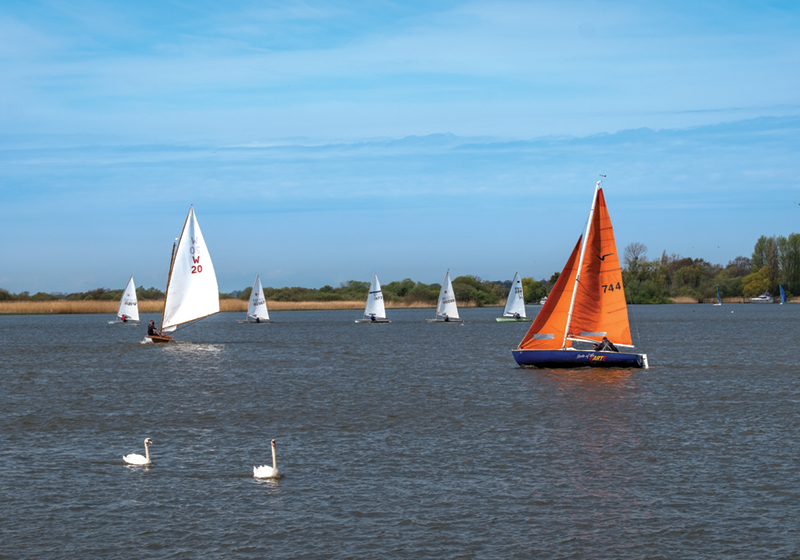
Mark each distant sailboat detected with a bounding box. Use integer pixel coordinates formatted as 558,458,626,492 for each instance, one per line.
497,272,532,322
355,273,390,323
427,270,463,323
780,285,787,305
714,285,722,306
239,275,272,323
109,276,140,324
512,180,648,368
145,206,220,343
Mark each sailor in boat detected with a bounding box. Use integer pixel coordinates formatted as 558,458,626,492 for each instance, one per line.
513,312,521,319
593,336,619,352
255,316,261,323
370,314,376,322
443,313,450,322
147,320,159,337
120,315,128,322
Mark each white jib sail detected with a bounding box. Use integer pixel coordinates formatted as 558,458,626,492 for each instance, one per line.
502,271,526,318
117,275,140,321
162,206,220,331
363,273,386,319
436,270,459,319
247,274,270,321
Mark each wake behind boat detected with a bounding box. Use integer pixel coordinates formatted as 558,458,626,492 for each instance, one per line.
238,274,273,323
512,180,648,369
497,271,532,322
427,270,464,323
355,273,391,323
108,275,140,324
145,206,220,343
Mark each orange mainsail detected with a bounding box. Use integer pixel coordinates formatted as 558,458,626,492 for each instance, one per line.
517,186,632,350
568,188,632,346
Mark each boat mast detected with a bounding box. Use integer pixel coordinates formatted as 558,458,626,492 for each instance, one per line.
561,180,602,349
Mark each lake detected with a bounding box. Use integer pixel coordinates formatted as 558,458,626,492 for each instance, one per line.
1,305,798,559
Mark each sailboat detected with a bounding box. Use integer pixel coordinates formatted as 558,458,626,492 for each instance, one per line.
512,181,648,368
239,274,272,323
355,273,391,323
145,206,220,343
714,285,722,306
109,275,140,324
427,270,463,323
497,272,532,322
780,285,787,305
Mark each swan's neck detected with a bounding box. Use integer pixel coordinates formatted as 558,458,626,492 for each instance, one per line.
144,442,150,461
272,445,277,471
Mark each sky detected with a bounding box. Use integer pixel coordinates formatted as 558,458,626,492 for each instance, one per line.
0,0,799,293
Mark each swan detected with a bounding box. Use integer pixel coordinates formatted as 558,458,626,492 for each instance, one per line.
253,439,284,479
123,438,153,465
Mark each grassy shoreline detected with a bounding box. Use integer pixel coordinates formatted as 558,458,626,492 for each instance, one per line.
0,300,495,315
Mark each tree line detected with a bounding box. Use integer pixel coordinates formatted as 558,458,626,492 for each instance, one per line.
622,234,798,303
4,232,794,306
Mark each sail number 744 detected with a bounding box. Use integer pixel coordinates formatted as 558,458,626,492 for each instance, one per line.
602,282,621,293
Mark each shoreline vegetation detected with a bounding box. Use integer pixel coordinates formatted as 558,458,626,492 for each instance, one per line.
2,234,797,312
0,297,794,315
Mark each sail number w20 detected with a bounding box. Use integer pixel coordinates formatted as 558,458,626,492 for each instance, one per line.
602,282,622,293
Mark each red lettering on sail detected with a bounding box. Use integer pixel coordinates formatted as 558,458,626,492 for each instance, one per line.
193,256,201,264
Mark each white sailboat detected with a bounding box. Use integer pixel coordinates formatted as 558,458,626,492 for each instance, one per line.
355,273,390,323
497,271,531,322
145,206,220,343
427,269,463,323
239,274,272,323
109,275,140,324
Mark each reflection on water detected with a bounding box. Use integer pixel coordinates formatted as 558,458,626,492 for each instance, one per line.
0,306,798,558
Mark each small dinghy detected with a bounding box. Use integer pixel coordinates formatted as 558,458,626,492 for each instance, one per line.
714,285,722,306
780,285,787,305
238,274,273,323
512,180,648,369
109,275,140,324
355,273,390,323
145,206,220,343
497,272,532,322
427,270,464,323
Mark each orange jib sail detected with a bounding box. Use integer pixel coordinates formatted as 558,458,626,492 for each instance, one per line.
517,237,582,350
568,188,632,346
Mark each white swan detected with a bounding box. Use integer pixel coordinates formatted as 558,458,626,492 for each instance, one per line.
253,439,284,479
123,438,153,465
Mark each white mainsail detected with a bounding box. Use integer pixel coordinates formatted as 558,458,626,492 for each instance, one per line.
363,273,387,319
502,271,526,318
117,275,140,321
161,206,220,331
247,274,270,322
435,270,459,319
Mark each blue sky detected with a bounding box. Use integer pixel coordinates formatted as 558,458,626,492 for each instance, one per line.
1,1,799,293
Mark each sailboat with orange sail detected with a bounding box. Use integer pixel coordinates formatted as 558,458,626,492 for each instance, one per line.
512,180,648,369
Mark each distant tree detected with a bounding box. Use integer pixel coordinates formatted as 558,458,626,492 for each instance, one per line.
0,288,10,301
31,292,58,301
238,286,253,300
726,256,752,277
742,267,770,298
623,242,648,276
521,277,546,304
752,236,768,270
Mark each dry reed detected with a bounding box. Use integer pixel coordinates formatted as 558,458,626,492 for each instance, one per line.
0,298,503,315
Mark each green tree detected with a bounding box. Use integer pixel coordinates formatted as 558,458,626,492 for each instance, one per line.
742,267,770,298
521,277,546,304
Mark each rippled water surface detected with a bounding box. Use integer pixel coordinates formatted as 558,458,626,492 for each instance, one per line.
1,305,799,559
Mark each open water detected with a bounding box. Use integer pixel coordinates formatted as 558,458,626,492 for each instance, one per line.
1,305,798,559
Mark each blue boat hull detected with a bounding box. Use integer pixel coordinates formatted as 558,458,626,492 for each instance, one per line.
512,349,646,369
